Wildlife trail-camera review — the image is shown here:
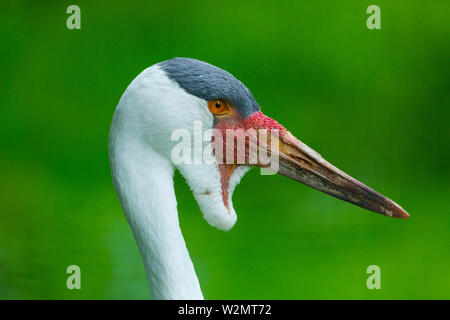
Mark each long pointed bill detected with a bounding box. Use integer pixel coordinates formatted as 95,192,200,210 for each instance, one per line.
241,112,409,219
271,131,409,219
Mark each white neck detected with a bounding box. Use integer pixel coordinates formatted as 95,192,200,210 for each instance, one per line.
109,127,203,300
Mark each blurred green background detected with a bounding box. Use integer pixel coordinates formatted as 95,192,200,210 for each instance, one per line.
0,0,448,299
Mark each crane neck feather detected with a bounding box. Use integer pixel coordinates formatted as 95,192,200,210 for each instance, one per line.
109,123,203,300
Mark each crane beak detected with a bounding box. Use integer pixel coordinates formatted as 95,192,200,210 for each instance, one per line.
267,131,409,219
216,110,409,219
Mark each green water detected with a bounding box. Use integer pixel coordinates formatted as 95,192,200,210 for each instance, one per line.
0,1,448,299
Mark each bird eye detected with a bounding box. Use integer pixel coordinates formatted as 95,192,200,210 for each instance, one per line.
208,100,232,115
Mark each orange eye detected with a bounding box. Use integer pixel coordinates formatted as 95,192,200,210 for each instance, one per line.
208,100,232,115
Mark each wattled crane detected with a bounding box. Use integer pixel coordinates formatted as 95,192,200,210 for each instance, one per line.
109,58,409,300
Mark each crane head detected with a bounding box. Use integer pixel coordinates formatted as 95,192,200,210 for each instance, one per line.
118,57,409,231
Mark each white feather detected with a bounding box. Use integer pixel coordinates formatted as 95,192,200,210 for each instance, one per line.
109,64,250,299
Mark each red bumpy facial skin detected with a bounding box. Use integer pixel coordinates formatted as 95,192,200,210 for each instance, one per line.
243,111,287,135
213,111,287,210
